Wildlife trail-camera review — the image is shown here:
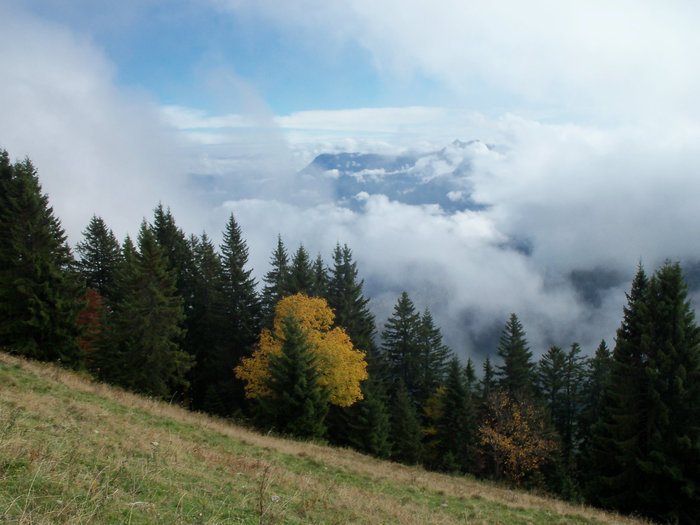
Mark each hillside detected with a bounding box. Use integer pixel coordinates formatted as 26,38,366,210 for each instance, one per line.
0,352,643,524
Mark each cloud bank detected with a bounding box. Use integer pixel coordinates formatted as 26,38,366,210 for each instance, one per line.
4,3,700,365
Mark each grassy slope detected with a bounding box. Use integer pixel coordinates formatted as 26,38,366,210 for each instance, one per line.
0,353,644,524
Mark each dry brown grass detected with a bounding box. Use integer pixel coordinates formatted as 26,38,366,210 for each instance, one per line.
0,352,648,524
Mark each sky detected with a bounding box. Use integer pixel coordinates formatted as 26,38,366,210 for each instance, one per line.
2,1,700,363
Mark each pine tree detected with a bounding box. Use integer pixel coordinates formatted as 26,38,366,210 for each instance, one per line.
390,379,424,464
382,292,421,399
538,345,567,433
415,308,452,405
480,355,497,402
341,376,392,458
214,214,262,415
561,342,586,464
310,253,329,298
324,244,388,452
186,233,226,412
584,265,649,512
97,223,192,399
288,243,314,296
76,215,122,301
496,313,535,396
261,316,329,439
578,340,611,451
0,151,84,366
465,357,477,393
432,358,476,472
261,235,291,326
150,204,196,307
634,262,700,522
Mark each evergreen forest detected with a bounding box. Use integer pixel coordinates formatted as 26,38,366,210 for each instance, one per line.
2,148,700,523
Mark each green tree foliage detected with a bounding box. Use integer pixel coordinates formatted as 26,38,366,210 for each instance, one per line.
261,235,291,326
186,233,226,412
76,215,122,301
340,376,392,458
585,265,649,512
97,223,192,399
416,308,452,405
382,292,421,399
578,340,611,451
310,253,329,298
214,214,262,415
429,358,476,473
390,379,424,464
496,313,535,396
538,346,567,432
150,204,197,308
260,316,329,439
0,151,84,366
288,243,314,296
324,244,389,452
480,355,497,402
634,262,700,522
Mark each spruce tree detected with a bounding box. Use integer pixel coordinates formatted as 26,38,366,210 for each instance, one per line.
432,358,476,473
288,243,314,296
538,345,567,433
0,151,84,366
635,262,700,522
561,342,586,464
261,235,291,326
97,223,192,399
261,316,329,439
310,253,329,298
215,214,262,415
480,355,497,402
324,244,389,453
578,340,611,451
390,379,424,464
382,292,421,399
150,204,196,306
415,308,452,405
76,215,122,301
584,265,649,512
496,313,535,396
186,233,226,412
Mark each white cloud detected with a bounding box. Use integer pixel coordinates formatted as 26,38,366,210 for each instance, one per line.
215,1,700,122
0,7,210,243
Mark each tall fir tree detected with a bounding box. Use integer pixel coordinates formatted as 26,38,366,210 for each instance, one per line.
150,204,196,303
288,243,314,296
0,151,84,366
97,223,192,399
538,345,567,433
324,244,389,452
496,313,535,396
214,214,262,415
310,253,329,298
415,308,452,405
382,292,422,400
480,355,497,403
261,235,291,326
186,233,226,412
634,262,700,522
76,215,122,301
261,316,329,439
390,379,424,464
431,358,476,473
584,265,649,513
578,340,611,453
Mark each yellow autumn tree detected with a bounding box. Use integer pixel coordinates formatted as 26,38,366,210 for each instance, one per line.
235,293,368,407
478,390,556,485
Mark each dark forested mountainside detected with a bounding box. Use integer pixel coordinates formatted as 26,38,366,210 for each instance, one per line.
2,148,700,523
